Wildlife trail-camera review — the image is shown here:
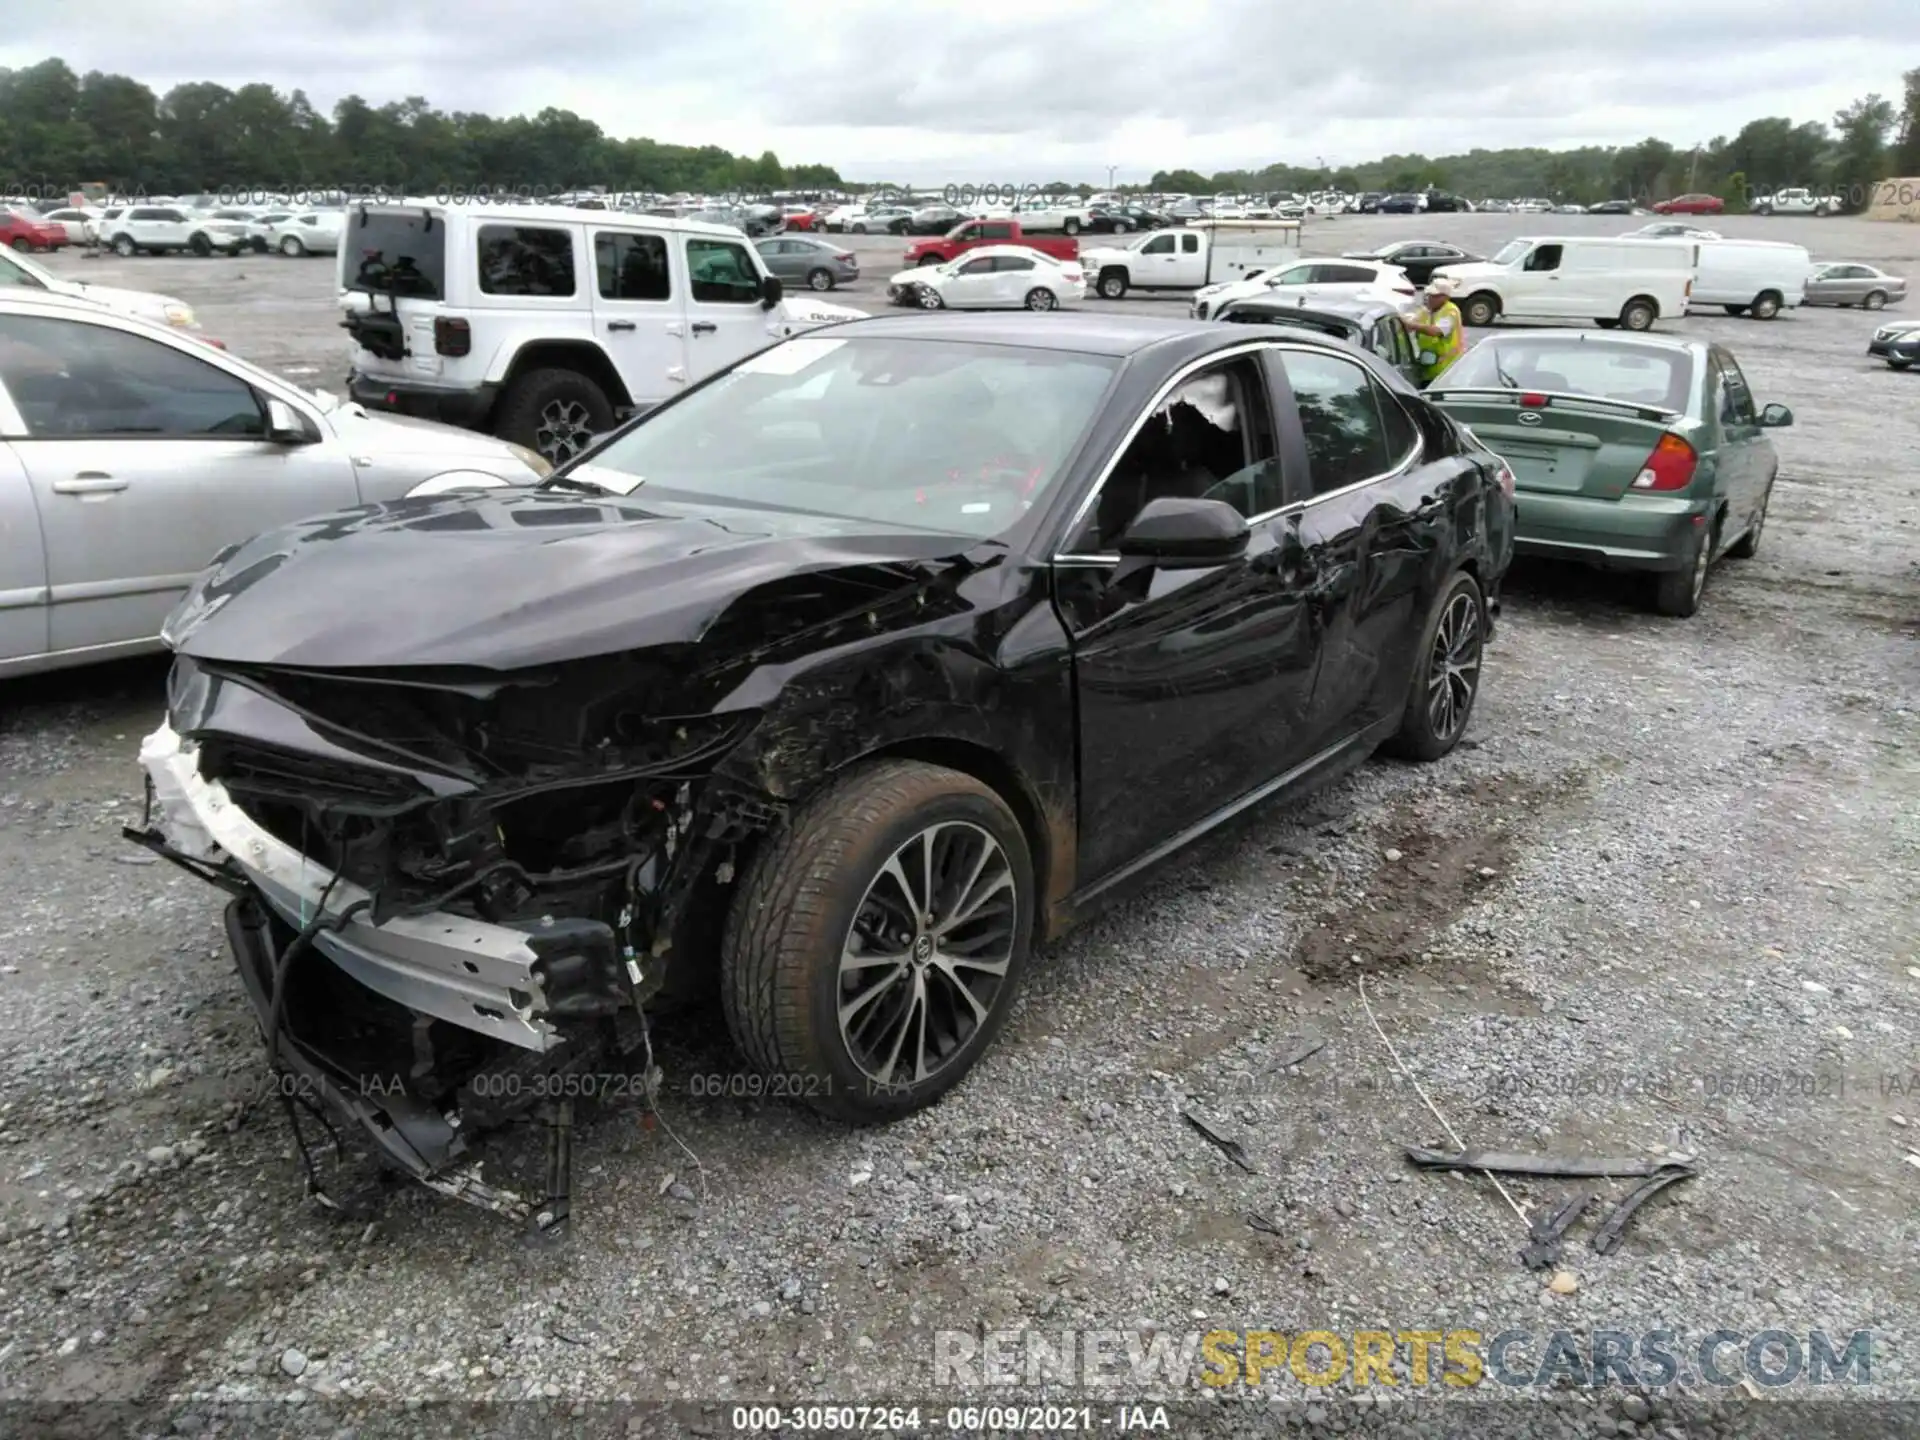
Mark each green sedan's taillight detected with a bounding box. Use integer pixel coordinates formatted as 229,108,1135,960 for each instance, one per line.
1630,434,1698,492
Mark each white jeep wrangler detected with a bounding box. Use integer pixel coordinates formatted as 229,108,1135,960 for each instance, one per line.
338,200,863,462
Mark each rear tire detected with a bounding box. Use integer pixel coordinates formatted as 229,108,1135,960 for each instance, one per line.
1063,217,1081,235
188,232,212,257
1619,298,1657,331
1863,290,1888,311
806,267,834,291
720,759,1034,1122
9,237,31,252
1462,292,1500,327
1024,287,1057,311
1726,483,1769,559
917,254,942,266
495,367,614,465
1379,571,1486,763
1891,358,1913,371
279,235,306,257
1750,292,1781,320
112,234,136,257
1649,521,1714,617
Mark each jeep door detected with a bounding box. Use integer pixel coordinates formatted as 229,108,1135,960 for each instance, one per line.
681,233,776,377
591,227,689,410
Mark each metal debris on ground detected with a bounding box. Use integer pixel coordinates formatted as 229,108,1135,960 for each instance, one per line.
1590,1165,1698,1255
1246,1210,1285,1235
1404,1147,1678,1178
1519,1191,1594,1270
1181,1111,1256,1172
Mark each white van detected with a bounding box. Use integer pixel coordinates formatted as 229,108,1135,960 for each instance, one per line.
1687,238,1811,319
1433,236,1694,332
337,199,862,462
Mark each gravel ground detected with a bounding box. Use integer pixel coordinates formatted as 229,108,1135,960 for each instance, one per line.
1,213,1916,1438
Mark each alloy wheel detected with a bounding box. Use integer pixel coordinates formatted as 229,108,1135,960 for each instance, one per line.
1425,590,1483,742
1863,291,1886,311
1025,288,1057,311
917,286,943,309
1689,528,1712,601
534,398,596,462
837,821,1017,1089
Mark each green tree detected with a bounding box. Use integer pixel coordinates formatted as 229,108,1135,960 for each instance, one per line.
1831,94,1896,211
1148,168,1208,192
1894,66,1920,175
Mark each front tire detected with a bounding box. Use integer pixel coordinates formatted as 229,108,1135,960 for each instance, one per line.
1462,292,1500,328
917,286,945,309
495,367,614,464
1097,269,1127,300
1726,483,1769,559
188,232,212,257
1063,217,1081,235
1380,571,1485,762
10,237,32,252
720,760,1034,1122
112,234,136,257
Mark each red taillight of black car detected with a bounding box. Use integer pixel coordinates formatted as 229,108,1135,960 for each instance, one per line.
434,316,471,356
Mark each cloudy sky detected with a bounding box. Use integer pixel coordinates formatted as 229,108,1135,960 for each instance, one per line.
5,0,1916,180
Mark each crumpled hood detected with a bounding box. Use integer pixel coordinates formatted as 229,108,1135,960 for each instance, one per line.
170,489,983,671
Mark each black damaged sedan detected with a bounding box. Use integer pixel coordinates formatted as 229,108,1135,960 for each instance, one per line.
134,314,1514,1215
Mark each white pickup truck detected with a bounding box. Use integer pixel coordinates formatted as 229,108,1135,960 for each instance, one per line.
1751,187,1842,217
1009,196,1095,234
1079,219,1303,299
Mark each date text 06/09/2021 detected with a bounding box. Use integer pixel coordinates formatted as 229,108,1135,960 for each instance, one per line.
729,1405,1171,1432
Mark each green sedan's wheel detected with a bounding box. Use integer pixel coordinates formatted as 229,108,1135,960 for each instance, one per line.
1650,522,1713,617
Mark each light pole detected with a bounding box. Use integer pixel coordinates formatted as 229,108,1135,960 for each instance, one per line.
1107,165,1116,191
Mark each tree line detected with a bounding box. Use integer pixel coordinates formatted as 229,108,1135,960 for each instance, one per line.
3,56,1917,211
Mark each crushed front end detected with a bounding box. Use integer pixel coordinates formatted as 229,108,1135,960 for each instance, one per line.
129,653,776,1226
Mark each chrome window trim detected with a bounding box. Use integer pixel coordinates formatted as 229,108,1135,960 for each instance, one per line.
1050,341,1424,564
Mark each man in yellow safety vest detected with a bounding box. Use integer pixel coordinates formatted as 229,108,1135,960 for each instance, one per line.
1406,278,1465,384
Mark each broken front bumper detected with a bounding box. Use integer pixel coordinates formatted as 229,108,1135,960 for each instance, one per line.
139,722,612,1054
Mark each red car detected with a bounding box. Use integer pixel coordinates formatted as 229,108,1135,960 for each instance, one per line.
903,218,1080,266
780,206,820,232
0,209,70,252
1653,193,1725,216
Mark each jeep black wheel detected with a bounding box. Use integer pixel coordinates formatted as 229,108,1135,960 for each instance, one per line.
721,759,1033,1122
496,368,614,465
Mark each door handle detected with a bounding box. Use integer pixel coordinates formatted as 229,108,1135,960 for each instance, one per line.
691,321,718,335
607,320,636,332
53,475,129,495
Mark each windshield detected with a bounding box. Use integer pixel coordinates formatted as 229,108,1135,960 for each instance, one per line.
341,211,446,298
1443,339,1695,410
565,336,1119,539
0,247,57,288
1490,240,1529,265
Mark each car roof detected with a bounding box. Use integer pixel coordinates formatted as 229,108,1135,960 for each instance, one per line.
1468,329,1704,357
352,199,749,242
814,310,1360,361
1218,295,1401,324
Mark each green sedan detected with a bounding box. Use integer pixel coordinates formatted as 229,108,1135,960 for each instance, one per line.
1425,333,1791,617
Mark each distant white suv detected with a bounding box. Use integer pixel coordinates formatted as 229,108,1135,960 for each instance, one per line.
1751,187,1842,217
99,205,250,257
338,199,863,462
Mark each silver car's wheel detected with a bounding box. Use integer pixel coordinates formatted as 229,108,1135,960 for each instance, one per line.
837,821,1017,1089
1024,287,1057,310
1863,290,1887,311
280,235,306,256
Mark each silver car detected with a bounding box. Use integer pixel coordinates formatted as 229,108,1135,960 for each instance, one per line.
0,292,549,677
1803,262,1906,310
753,236,860,290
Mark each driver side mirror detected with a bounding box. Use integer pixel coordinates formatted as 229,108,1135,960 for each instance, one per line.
264,397,314,444
759,272,783,309
1758,402,1792,427
1115,496,1249,574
